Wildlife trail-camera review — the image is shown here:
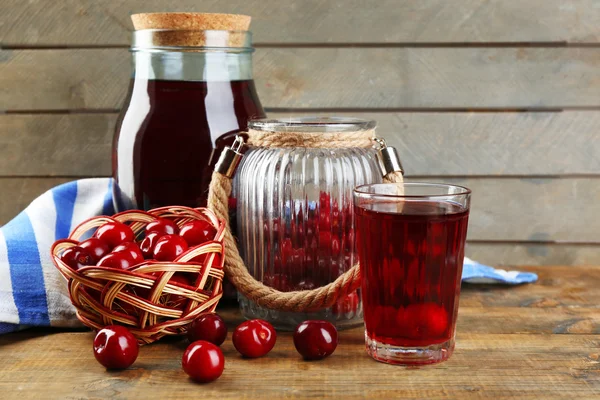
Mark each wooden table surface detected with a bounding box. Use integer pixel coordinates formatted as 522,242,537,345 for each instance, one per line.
1,265,599,399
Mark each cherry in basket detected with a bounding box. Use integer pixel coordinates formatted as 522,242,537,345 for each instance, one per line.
179,220,217,246
113,242,144,264
146,218,179,235
98,252,134,270
95,221,135,249
51,206,225,344
140,232,164,259
60,246,94,270
153,235,189,261
79,238,110,263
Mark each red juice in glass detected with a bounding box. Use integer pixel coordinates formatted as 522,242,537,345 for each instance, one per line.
354,183,470,365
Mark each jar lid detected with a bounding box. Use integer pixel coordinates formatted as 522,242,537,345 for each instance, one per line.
131,13,252,49
132,13,251,31
248,117,377,133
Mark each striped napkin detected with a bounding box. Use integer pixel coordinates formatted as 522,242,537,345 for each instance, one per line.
0,178,537,334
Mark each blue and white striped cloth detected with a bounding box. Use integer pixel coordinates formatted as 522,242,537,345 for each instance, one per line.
0,179,114,334
0,178,536,334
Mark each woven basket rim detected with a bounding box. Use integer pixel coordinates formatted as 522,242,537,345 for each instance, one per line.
51,206,226,344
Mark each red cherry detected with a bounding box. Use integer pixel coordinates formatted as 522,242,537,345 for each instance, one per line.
332,291,359,315
263,273,292,292
188,313,227,346
93,325,139,369
319,192,331,213
146,218,179,235
98,252,133,270
112,242,144,265
79,238,110,263
331,208,341,230
95,222,135,249
140,231,165,259
289,248,307,279
153,235,189,261
331,237,341,256
318,231,332,250
293,320,338,360
182,341,224,383
60,246,94,270
179,220,217,247
403,303,449,339
232,319,276,358
280,238,293,266
318,215,331,231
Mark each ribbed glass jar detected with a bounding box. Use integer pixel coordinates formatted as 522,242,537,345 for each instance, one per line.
234,117,383,330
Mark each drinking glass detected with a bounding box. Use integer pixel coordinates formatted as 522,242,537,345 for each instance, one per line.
354,183,471,365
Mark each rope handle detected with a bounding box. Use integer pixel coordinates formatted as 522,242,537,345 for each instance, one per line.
207,135,404,312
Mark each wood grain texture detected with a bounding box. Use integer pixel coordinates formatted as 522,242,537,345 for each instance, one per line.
1,333,598,399
1,0,599,46
460,265,600,308
1,266,599,398
4,112,600,176
1,177,599,242
1,311,599,398
2,48,600,111
0,178,72,225
411,177,600,242
466,242,600,266
0,114,113,176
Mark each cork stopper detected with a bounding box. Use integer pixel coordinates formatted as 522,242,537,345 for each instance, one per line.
130,13,252,49
131,13,251,31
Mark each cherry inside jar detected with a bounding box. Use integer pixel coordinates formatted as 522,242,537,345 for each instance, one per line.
113,30,265,211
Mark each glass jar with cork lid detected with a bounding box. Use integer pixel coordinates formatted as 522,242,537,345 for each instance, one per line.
113,13,266,212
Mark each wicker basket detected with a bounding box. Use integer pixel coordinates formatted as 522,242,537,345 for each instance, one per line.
51,206,225,344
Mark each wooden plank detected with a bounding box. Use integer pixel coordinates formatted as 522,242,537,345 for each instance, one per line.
217,302,600,335
2,177,600,242
224,305,600,335
0,331,598,399
0,178,72,226
4,112,600,177
277,111,600,176
411,177,600,242
0,114,113,176
1,0,599,45
0,267,598,397
460,265,600,308
2,48,600,110
466,242,600,267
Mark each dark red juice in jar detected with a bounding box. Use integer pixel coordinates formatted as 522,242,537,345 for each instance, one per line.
112,21,265,211
355,200,469,348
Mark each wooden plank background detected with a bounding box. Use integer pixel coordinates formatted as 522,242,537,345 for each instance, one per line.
3,48,600,110
1,0,600,265
2,0,599,45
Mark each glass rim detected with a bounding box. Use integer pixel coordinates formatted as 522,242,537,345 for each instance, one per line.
248,116,377,133
354,182,471,199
